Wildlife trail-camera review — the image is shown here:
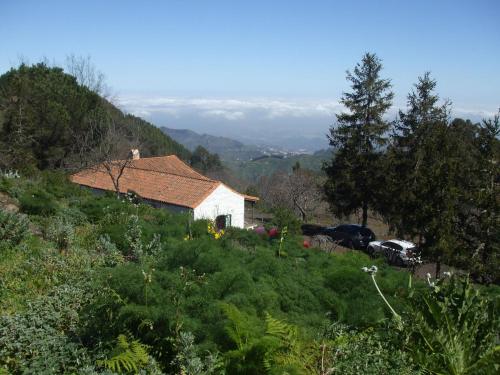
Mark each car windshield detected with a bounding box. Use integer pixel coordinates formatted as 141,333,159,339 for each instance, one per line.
360,228,373,236
340,225,361,233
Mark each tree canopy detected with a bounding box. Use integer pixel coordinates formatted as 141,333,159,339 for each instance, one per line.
324,53,394,226
0,63,193,172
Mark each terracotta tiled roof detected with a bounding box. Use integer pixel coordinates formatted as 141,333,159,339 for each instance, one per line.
127,155,211,180
243,194,259,202
71,155,225,208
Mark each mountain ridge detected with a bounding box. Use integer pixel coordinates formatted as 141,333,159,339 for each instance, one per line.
161,126,333,182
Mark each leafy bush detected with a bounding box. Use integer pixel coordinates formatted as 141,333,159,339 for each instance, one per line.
0,177,14,195
19,187,58,216
45,216,75,251
0,209,29,249
126,214,143,259
316,323,417,375
406,275,500,375
40,172,85,199
0,284,95,374
58,206,88,226
325,254,410,326
270,207,301,234
171,331,224,375
222,227,267,251
96,234,124,267
77,196,128,223
83,234,417,371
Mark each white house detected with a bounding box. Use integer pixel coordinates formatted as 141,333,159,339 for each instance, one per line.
71,152,258,229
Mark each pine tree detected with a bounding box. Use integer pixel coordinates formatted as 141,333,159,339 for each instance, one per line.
381,73,449,238
465,110,500,282
324,53,393,226
382,74,482,274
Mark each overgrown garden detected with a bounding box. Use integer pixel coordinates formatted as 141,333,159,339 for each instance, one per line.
0,172,498,374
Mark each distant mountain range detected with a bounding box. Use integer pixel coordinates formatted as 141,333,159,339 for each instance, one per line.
161,126,333,182
161,127,298,161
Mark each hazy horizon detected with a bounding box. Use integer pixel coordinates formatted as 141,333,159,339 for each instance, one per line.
116,93,495,151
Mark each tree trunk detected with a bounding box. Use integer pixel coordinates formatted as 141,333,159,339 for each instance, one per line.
362,202,368,227
293,198,307,223
435,256,441,279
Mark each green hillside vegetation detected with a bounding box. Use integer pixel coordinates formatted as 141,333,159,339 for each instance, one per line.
0,63,197,172
0,172,498,374
162,127,264,162
225,150,331,182
161,126,331,182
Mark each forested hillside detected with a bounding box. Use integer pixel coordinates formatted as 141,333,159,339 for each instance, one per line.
225,149,331,182
161,127,263,161
0,63,192,172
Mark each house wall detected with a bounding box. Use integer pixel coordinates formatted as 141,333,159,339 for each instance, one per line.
194,184,245,228
142,198,191,214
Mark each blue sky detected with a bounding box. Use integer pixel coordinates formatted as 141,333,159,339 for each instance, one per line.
1,0,499,150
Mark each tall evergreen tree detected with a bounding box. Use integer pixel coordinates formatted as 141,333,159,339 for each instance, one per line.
382,74,492,275
461,110,500,282
381,73,449,237
324,53,393,226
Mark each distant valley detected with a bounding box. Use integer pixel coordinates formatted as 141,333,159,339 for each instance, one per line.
161,126,333,181
161,126,303,161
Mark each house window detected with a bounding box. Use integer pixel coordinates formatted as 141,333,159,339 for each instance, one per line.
216,214,231,230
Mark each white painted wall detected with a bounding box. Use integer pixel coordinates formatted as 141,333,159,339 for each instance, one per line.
193,184,245,228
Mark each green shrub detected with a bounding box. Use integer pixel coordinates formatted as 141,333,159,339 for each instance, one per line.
222,227,267,251
19,187,58,216
58,206,88,226
77,196,128,223
407,275,500,375
316,323,417,375
45,216,75,251
0,177,14,194
96,234,124,267
40,172,84,199
270,207,301,234
0,284,95,374
125,214,143,259
0,209,29,249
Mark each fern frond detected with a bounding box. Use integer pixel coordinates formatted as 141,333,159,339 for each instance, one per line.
97,334,151,374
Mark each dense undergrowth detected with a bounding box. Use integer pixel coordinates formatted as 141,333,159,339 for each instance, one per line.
0,172,498,374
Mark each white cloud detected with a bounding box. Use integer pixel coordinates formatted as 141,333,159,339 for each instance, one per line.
117,95,343,121
114,94,498,152
202,109,245,121
452,107,497,120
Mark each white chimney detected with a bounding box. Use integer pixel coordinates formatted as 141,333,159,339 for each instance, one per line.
130,149,140,160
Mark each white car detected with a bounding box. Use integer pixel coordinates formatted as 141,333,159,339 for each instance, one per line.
367,239,420,266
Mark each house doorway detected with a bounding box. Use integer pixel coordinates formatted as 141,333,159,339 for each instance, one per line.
215,214,231,231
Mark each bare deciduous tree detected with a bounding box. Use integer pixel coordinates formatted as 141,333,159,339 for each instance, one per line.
95,122,138,195
69,111,141,195
65,54,111,98
258,167,325,222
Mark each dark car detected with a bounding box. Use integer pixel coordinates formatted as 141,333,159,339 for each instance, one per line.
321,224,375,250
301,224,326,236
